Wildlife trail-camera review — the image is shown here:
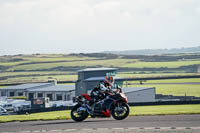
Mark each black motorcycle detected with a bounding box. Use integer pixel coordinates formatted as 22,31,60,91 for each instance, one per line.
71,87,129,122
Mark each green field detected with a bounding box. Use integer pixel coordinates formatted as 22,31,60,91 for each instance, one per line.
117,73,200,78
122,77,200,97
129,104,200,116
127,84,200,97
6,59,136,71
122,60,200,68
8,59,200,71
0,104,199,123
0,53,200,84
156,84,200,97
144,78,200,83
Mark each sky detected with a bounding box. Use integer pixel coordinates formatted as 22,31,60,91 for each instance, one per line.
0,0,200,55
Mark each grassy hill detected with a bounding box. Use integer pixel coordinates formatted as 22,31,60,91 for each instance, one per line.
104,46,200,55
0,53,200,85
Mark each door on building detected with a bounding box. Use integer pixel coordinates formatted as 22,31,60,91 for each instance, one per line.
28,93,34,100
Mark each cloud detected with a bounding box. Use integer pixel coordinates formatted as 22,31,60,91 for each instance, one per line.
0,0,200,55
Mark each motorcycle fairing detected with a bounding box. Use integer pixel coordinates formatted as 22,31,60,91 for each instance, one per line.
102,98,113,117
81,93,92,101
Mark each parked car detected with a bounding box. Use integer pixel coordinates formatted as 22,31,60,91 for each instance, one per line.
3,104,15,112
0,106,7,115
19,104,31,111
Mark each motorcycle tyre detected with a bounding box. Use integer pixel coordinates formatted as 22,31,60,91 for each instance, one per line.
111,102,129,120
71,104,89,122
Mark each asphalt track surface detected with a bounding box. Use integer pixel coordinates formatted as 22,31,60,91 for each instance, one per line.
0,115,200,133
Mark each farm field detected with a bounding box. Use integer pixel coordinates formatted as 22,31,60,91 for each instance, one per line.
0,53,200,85
124,77,200,97
143,78,200,83
117,73,200,79
122,60,200,68
128,84,200,97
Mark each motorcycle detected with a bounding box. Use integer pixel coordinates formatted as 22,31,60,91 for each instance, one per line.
71,87,129,122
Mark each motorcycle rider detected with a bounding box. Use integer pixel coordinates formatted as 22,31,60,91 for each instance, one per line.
90,76,114,116
90,76,114,101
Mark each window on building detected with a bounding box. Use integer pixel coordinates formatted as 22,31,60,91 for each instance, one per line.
47,94,53,101
38,93,43,98
18,92,23,96
9,92,15,97
1,91,6,96
56,94,63,101
28,93,34,100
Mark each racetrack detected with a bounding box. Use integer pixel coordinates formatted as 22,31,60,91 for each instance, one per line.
0,114,200,133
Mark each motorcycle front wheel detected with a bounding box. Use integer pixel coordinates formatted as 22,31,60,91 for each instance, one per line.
111,102,129,120
71,104,89,122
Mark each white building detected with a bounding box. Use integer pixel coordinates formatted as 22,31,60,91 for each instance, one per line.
0,82,75,101
27,84,75,101
123,87,156,103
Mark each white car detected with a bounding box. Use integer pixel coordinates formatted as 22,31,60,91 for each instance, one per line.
0,106,7,115
3,100,31,112
3,104,15,112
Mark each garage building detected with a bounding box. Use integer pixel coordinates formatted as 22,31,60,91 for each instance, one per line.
75,68,156,103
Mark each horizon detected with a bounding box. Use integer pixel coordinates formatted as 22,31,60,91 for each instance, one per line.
1,45,200,56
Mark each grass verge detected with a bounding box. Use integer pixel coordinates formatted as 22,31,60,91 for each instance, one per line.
0,104,200,123
129,104,200,116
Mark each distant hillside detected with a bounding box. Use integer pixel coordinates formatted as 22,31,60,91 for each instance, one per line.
0,53,200,85
103,46,200,55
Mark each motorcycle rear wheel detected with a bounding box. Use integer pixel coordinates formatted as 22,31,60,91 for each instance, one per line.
71,104,89,122
111,102,129,120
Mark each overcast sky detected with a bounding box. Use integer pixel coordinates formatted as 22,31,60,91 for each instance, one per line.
0,0,200,55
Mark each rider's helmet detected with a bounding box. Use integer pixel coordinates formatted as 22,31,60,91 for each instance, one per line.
104,76,114,88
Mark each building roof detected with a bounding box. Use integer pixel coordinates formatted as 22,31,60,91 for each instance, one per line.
78,68,118,72
122,87,155,93
27,85,75,92
84,76,106,81
84,76,122,82
0,83,53,90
